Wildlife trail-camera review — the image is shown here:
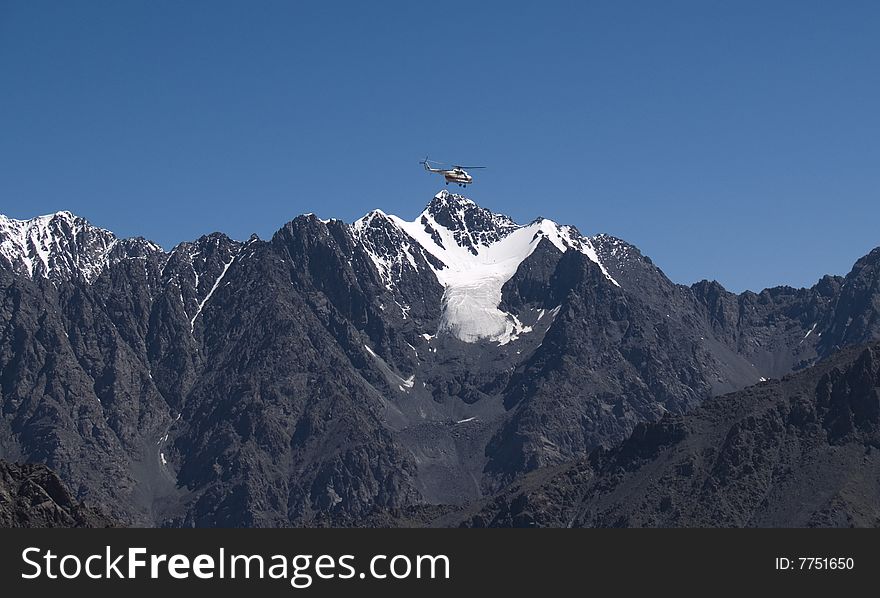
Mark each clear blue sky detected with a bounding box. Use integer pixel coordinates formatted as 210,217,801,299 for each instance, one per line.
1,1,878,292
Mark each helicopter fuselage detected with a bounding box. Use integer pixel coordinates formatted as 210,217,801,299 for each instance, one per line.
442,169,472,185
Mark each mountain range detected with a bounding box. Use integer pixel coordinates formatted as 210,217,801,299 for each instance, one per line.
453,341,880,528
1,191,879,526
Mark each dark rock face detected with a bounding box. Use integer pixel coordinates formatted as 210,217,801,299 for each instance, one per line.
499,237,564,313
0,460,112,527
819,249,880,355
423,194,518,254
460,343,880,528
2,194,880,527
0,224,423,526
167,235,422,526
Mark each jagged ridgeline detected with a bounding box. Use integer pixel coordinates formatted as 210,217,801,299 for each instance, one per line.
1,192,880,526
456,342,880,528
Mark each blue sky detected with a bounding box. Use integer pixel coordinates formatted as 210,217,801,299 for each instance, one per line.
1,1,878,292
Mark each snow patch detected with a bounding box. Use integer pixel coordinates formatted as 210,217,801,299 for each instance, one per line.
190,253,237,332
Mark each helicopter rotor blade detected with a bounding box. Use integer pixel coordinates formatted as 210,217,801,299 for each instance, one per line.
453,165,487,169
420,156,456,167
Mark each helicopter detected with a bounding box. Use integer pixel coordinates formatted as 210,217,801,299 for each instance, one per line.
420,157,486,187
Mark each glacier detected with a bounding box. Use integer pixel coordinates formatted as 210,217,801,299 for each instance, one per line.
355,191,618,344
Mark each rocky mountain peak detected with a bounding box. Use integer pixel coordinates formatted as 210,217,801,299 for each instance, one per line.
422,191,519,254
348,192,620,343
0,210,123,283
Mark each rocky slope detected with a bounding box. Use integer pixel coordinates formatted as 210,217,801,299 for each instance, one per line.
1,193,879,526
457,341,880,528
0,459,112,527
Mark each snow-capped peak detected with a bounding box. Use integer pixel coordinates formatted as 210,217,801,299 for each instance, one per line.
0,210,161,283
353,208,437,293
352,192,618,344
422,190,519,255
